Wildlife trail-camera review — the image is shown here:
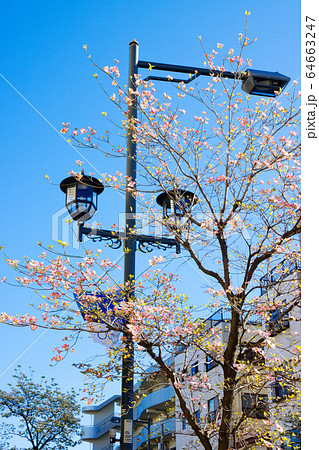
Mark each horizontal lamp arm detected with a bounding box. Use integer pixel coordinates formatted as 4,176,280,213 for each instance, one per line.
143,74,198,84
138,60,240,81
78,224,180,254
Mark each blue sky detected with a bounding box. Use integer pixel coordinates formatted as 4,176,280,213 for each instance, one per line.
0,1,302,448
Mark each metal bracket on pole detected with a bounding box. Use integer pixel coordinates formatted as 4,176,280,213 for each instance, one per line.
79,225,122,249
78,224,181,254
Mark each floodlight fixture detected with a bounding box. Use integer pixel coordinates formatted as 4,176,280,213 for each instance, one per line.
241,69,290,97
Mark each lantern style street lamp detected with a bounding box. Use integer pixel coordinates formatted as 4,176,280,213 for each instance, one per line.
60,174,104,222
59,40,290,450
156,189,198,230
60,175,184,253
59,176,198,252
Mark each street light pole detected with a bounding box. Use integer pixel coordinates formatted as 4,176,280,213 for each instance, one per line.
60,40,291,450
120,39,138,450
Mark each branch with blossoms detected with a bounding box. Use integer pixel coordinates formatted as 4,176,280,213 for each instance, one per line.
60,31,301,294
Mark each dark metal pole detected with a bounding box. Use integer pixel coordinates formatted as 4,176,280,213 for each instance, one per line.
120,39,138,450
147,416,151,450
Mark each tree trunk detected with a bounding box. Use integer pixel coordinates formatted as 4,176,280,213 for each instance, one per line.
144,343,213,450
218,308,240,450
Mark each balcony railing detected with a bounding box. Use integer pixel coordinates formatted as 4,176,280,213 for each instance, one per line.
81,414,120,440
259,258,301,295
174,306,262,356
134,385,174,421
134,418,175,449
265,307,290,335
204,307,262,328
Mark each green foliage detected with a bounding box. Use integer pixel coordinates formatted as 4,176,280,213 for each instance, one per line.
0,367,81,450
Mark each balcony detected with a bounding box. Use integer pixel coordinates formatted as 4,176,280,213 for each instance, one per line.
134,418,175,449
134,385,174,421
81,414,120,440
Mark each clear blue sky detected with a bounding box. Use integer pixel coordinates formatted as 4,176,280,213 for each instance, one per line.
0,1,302,448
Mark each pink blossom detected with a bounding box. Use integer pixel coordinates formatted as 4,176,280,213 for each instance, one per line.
215,175,230,182
149,255,165,266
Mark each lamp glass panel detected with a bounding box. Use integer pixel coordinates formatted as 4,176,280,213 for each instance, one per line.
92,191,98,210
250,86,277,97
168,199,174,216
66,185,76,204
175,197,191,216
69,204,88,220
77,183,93,201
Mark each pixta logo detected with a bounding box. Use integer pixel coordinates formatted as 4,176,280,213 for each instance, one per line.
52,207,86,250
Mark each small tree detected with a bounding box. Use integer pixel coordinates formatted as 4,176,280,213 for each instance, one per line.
0,368,81,450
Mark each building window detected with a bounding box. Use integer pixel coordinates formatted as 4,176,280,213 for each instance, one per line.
270,380,292,401
238,346,265,365
282,429,301,450
194,410,201,422
270,360,297,401
205,354,218,372
241,393,268,419
207,395,219,422
182,418,187,430
191,361,199,375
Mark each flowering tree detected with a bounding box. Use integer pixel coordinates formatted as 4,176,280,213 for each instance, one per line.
1,16,300,450
0,368,81,450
